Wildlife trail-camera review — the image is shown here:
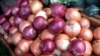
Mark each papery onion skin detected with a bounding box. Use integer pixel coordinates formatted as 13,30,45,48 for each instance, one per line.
40,39,56,54
44,8,52,17
40,29,55,40
78,28,93,41
64,20,81,37
20,0,29,6
48,17,65,34
93,27,100,40
9,26,18,34
11,6,19,15
92,40,100,56
51,3,66,17
69,39,86,55
65,8,81,22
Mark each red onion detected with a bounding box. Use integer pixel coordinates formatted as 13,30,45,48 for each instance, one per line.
40,39,56,54
48,17,65,34
64,20,81,37
20,0,29,6
23,53,33,56
23,26,36,40
19,5,31,19
15,0,22,6
69,39,86,55
4,8,11,16
9,26,18,34
61,51,73,56
93,27,100,40
11,6,19,15
51,3,66,17
33,16,47,31
0,15,6,25
13,15,23,27
2,21,11,32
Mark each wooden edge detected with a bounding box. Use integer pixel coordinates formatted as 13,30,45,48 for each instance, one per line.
0,38,15,56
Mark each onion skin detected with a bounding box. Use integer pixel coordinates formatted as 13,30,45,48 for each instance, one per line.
41,54,54,56
4,8,11,16
92,40,100,55
69,39,86,55
78,28,93,41
15,47,23,56
20,0,29,6
65,8,81,21
61,51,73,56
40,29,55,40
9,16,14,25
23,26,36,40
48,17,65,34
40,39,56,54
79,17,90,28
27,14,35,22
0,15,6,25
83,41,92,56
11,6,19,15
31,0,43,14
19,21,31,32
23,53,33,56
51,3,66,17
44,8,52,17
64,20,81,37
93,27,100,40
33,16,47,31
55,34,70,51
12,32,22,45
31,39,42,56
9,26,18,34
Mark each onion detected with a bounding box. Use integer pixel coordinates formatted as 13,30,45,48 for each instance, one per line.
44,8,52,17
41,54,54,56
40,29,55,40
13,15,23,27
31,0,43,14
20,0,29,6
51,3,66,17
48,17,65,34
53,49,61,56
69,39,86,55
2,21,11,32
22,26,36,40
78,28,93,41
79,17,90,28
0,15,6,25
40,39,56,54
17,39,32,54
65,8,81,21
55,34,70,51
9,16,14,25
47,18,53,24
35,10,48,19
27,14,35,22
83,41,92,56
31,39,41,56
12,32,22,45
33,16,47,31
4,8,11,16
15,0,22,6
19,5,31,19
0,25,6,34
11,6,19,15
64,20,81,37
19,21,31,32
6,35,13,44
23,53,33,56
92,40,100,55
61,51,73,56
93,27,100,40
9,26,18,34
15,47,23,56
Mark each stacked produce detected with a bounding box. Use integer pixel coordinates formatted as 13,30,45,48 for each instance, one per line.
0,0,100,56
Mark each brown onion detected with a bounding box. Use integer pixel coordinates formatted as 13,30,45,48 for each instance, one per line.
65,8,81,21
31,39,42,56
92,40,100,55
15,47,23,56
55,34,70,51
27,14,35,22
83,41,92,56
9,26,18,34
40,29,55,40
93,27,100,40
31,0,43,14
64,20,81,37
19,21,31,32
12,32,22,45
78,28,93,41
79,17,90,28
44,8,52,17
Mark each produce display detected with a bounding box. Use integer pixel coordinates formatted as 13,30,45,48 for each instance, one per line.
0,0,100,56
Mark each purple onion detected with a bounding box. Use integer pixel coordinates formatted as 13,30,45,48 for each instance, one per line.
20,0,29,6
11,6,19,15
48,17,65,34
40,39,56,54
2,21,11,32
33,16,47,31
23,26,36,40
16,0,22,6
13,15,23,27
0,15,6,25
4,8,11,16
69,39,86,55
51,3,66,17
19,5,31,19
